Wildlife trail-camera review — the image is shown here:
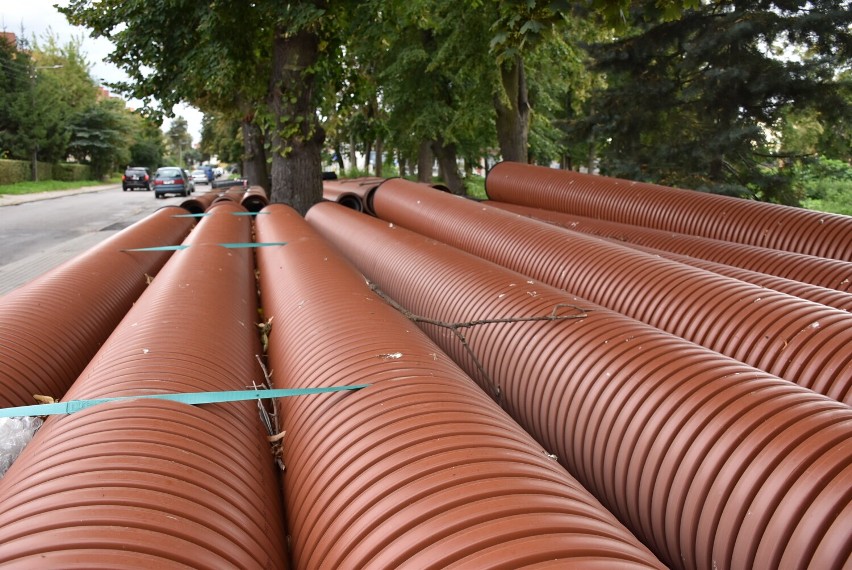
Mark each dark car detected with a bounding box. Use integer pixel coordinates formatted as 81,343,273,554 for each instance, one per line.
122,167,151,191
153,167,193,198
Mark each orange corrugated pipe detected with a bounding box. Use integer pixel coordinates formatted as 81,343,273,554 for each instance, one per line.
0,206,194,409
487,200,852,293
322,177,385,213
369,179,852,404
241,185,268,212
0,201,288,568
622,240,852,312
255,203,665,569
180,191,218,214
486,162,852,262
307,201,852,570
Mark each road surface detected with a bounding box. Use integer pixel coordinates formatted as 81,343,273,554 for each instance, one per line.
0,185,189,294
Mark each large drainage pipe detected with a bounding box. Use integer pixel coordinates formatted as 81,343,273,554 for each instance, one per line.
307,201,852,570
241,185,269,213
255,204,664,569
0,206,194,409
486,162,852,262
488,203,852,311
180,190,218,214
487,201,852,293
322,179,372,212
0,201,287,568
322,177,385,214
370,179,852,404
622,240,852,312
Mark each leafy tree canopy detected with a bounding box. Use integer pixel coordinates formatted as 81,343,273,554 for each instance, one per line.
583,0,852,204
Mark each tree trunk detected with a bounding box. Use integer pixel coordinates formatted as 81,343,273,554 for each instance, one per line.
333,143,345,171
417,140,433,182
431,138,464,195
349,132,357,173
463,158,473,178
374,136,383,177
399,152,407,178
240,117,269,190
268,24,323,215
363,141,372,174
494,55,530,163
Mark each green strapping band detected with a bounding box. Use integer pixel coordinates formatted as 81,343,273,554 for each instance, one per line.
123,242,286,252
0,385,369,418
172,212,268,218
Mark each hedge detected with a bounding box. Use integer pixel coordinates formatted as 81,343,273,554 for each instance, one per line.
0,160,31,186
53,163,91,181
0,160,91,185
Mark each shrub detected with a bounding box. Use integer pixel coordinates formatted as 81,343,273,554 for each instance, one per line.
53,163,92,181
0,160,31,185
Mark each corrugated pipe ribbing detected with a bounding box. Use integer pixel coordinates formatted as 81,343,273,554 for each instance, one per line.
486,162,852,262
180,191,218,214
370,179,852,404
322,177,385,214
487,201,852,294
0,206,194,409
307,201,852,570
0,200,288,568
256,203,664,569
622,240,852,313
241,185,269,212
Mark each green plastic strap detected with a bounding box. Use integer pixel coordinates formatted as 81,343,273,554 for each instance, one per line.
124,242,286,252
124,244,189,251
172,212,268,218
219,242,285,249
0,385,369,418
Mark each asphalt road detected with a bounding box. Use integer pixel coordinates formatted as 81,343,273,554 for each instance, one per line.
0,184,189,294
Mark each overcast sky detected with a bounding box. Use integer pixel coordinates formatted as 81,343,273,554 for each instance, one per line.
1,0,203,142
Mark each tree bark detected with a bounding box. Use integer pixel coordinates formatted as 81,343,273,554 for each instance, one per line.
399,152,407,178
494,55,530,163
333,143,345,171
240,117,269,190
349,132,357,172
417,140,433,182
364,141,372,174
374,136,383,177
268,24,323,215
431,138,464,195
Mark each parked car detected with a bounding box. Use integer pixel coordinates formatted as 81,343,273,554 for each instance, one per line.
153,167,193,198
191,169,209,185
122,167,151,191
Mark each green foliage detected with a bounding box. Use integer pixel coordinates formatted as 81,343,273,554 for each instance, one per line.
584,0,852,204
464,173,486,199
53,162,92,181
56,0,849,209
0,160,32,185
793,158,852,210
801,179,852,216
342,166,374,179
0,30,142,181
66,98,133,178
0,177,103,195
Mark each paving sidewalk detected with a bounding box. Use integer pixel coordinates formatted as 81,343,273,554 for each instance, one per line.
0,183,124,294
